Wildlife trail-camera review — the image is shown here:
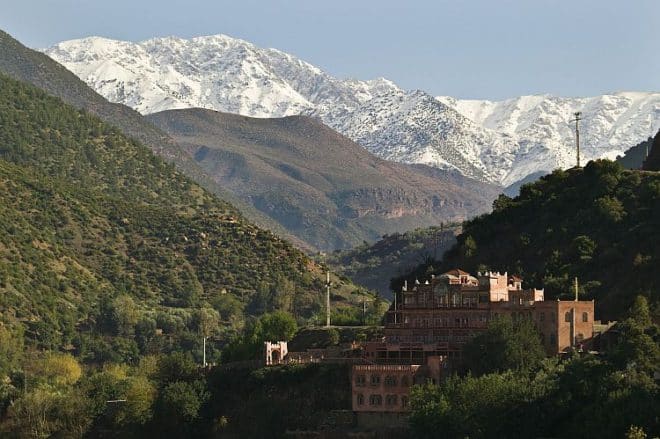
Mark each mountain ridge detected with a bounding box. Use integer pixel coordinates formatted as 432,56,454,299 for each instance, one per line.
147,107,499,250
44,34,660,186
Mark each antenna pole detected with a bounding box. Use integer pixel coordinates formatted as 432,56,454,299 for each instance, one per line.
203,336,207,367
326,271,331,327
572,112,582,168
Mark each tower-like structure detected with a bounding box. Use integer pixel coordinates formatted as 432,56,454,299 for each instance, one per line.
326,271,331,327
572,111,582,168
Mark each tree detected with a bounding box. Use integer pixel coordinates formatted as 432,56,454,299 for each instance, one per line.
221,311,298,362
463,235,477,258
111,295,139,336
259,311,298,342
156,352,199,384
194,307,220,338
0,324,23,377
462,316,545,375
32,353,82,387
628,295,652,328
409,372,539,439
119,376,156,426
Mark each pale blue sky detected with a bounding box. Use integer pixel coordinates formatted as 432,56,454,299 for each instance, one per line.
1,0,658,100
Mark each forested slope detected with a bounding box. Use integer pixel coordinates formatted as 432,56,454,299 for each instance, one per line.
394,160,660,320
0,73,361,358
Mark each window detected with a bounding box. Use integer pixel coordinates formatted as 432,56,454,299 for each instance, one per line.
384,375,397,387
539,312,545,322
357,393,364,405
565,311,572,322
400,376,409,387
370,374,381,385
369,394,382,406
355,374,366,387
401,396,409,408
582,312,589,322
385,394,398,406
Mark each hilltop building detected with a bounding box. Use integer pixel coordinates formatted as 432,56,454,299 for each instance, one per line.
353,269,597,416
266,269,602,421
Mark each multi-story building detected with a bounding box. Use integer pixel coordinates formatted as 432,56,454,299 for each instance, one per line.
353,269,596,415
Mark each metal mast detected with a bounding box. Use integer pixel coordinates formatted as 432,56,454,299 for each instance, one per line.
571,112,582,167
202,336,207,367
326,271,331,327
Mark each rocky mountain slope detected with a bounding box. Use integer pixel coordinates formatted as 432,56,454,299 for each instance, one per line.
147,108,498,250
45,34,660,186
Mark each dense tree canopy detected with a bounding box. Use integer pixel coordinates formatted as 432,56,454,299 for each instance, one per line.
410,297,660,439
394,160,660,320
462,316,545,375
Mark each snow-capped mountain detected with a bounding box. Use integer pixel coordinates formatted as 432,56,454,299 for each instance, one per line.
43,35,660,186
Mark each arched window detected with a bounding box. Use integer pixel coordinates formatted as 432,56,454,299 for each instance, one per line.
369,394,383,406
384,375,397,387
386,394,398,405
565,311,572,322
355,374,366,387
582,312,589,322
370,374,381,385
357,393,364,405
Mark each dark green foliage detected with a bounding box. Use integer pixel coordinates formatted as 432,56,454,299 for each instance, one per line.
617,135,655,169
462,316,545,375
206,363,351,438
0,73,366,359
410,299,660,439
328,225,460,298
394,160,660,319
221,311,298,362
642,130,660,171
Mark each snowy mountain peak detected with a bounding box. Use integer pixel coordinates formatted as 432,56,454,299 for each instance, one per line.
43,35,660,186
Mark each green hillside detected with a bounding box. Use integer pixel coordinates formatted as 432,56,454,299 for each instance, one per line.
643,131,660,171
616,134,655,170
328,224,460,298
0,73,365,358
0,29,318,251
393,160,660,320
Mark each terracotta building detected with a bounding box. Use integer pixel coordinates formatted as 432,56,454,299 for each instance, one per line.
382,269,595,358
264,269,598,418
351,269,597,415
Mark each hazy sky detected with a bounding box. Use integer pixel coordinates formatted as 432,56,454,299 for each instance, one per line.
1,0,658,100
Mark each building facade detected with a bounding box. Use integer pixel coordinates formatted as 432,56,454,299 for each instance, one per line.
352,269,597,415
382,269,595,358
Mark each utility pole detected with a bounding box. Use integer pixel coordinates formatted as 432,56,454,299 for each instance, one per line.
202,336,207,367
571,111,582,167
326,270,331,327
574,277,579,302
